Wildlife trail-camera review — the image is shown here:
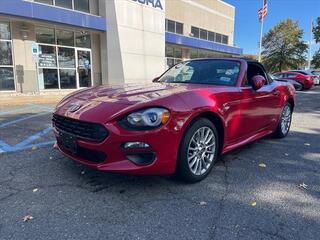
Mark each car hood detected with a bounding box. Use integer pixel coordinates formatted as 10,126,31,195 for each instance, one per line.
71,83,191,104
55,83,194,123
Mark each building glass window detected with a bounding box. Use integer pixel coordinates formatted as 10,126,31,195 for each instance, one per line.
208,31,215,42
38,45,57,68
0,42,13,66
166,46,183,69
191,26,229,46
35,0,53,5
39,69,59,89
0,22,11,40
166,19,184,35
74,0,89,13
200,29,208,40
191,27,199,38
55,0,72,9
222,35,229,45
60,69,76,89
58,47,75,68
174,48,182,59
34,0,94,14
36,26,92,90
0,22,14,91
57,30,74,46
75,32,91,48
36,27,55,44
216,33,222,43
167,20,175,33
175,22,183,35
190,49,198,59
165,46,174,58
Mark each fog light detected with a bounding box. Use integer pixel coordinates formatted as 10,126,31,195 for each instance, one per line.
123,142,150,149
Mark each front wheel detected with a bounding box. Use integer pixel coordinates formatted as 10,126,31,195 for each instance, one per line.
274,103,292,138
176,118,219,183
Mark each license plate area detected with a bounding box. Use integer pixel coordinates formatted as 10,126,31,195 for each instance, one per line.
59,131,78,154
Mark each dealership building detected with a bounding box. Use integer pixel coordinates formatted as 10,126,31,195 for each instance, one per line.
0,0,242,93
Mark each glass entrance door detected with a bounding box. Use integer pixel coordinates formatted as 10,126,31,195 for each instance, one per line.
77,49,92,88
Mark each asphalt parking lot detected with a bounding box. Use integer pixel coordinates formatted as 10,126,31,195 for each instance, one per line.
0,88,319,240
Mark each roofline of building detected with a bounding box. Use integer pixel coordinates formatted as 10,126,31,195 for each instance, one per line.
0,0,107,31
217,0,236,9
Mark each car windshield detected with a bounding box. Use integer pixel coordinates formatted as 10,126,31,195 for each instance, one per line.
158,60,241,86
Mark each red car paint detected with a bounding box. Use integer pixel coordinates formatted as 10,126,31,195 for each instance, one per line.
53,59,296,175
274,71,314,89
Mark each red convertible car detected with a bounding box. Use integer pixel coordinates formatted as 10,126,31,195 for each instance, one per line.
53,59,295,182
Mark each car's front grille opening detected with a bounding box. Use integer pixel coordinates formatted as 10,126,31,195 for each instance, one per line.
53,114,108,142
77,146,106,164
58,140,106,164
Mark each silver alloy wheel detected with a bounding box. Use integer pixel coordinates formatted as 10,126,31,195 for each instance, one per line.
280,105,292,135
187,127,216,176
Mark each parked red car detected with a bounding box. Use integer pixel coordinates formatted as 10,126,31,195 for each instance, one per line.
273,71,314,89
53,59,296,182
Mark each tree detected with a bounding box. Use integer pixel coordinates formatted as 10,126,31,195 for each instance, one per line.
312,17,320,69
312,50,320,69
313,17,320,43
261,19,308,72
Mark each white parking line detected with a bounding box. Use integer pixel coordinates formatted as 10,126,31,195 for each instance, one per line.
0,111,52,128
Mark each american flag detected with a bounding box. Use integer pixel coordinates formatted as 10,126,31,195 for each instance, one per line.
258,0,268,22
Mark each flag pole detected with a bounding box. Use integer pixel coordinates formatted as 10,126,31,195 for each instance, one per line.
258,0,264,62
308,19,313,69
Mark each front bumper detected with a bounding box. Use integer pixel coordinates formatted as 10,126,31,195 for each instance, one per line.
53,120,182,175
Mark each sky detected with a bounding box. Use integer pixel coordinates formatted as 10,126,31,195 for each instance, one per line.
224,0,320,56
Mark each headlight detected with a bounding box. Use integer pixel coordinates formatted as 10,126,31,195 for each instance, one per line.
120,108,170,130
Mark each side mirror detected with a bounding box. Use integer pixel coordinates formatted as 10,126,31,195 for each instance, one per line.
152,77,160,83
251,75,266,90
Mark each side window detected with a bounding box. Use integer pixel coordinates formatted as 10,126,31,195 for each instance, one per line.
246,63,268,87
287,73,297,78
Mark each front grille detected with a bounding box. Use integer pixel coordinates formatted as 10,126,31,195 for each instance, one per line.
53,114,108,142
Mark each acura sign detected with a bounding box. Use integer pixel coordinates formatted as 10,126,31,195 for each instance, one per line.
132,0,163,10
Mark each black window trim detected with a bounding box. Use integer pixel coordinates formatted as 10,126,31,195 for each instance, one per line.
166,19,184,35
34,0,94,15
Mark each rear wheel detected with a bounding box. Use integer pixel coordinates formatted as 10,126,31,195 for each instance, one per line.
176,118,219,182
274,103,292,138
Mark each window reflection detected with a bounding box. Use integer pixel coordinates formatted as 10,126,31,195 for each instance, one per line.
75,32,91,48
0,42,13,65
57,30,74,46
74,0,90,13
58,47,75,68
0,67,14,91
39,68,59,89
0,21,14,91
55,0,72,9
0,22,11,40
60,69,76,89
39,45,57,68
36,27,55,44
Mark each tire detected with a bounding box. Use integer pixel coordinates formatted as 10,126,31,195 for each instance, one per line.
176,118,219,183
274,102,292,138
295,83,303,91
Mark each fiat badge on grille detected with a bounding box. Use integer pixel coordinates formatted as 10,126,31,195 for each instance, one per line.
68,104,82,112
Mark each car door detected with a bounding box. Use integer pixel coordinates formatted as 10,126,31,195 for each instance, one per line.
238,63,281,139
